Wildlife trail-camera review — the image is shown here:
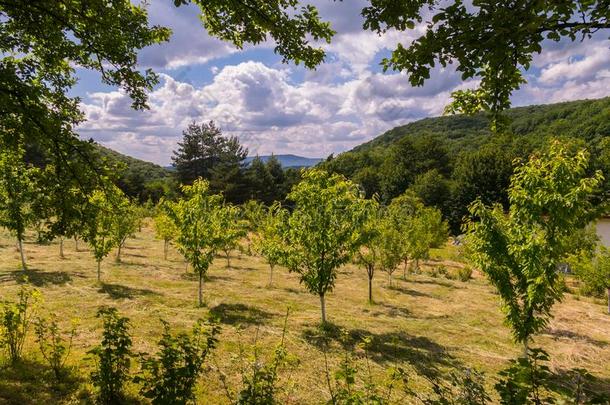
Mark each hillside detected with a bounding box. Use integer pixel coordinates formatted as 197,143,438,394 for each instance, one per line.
322,97,610,232
94,144,172,182
352,97,610,154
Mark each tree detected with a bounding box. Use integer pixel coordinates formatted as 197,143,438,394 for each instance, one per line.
571,247,610,314
153,207,178,261
362,1,610,126
377,215,404,288
217,204,245,268
82,188,121,281
0,144,37,271
166,179,227,306
171,121,247,187
113,198,139,263
280,169,372,323
465,141,605,349
252,203,288,286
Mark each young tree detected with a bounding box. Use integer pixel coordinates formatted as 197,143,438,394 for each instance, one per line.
217,204,245,268
113,198,139,263
280,169,372,324
353,200,383,303
377,217,404,288
153,207,178,261
241,200,266,255
82,189,121,281
465,141,604,350
166,179,227,306
0,145,37,271
252,203,287,286
571,247,610,314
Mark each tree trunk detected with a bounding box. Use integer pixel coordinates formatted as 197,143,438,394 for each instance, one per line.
97,260,101,282
116,243,122,263
368,274,373,304
607,287,610,315
415,259,420,273
269,264,274,286
198,271,204,307
320,294,327,324
164,240,168,260
18,238,27,271
388,272,392,287
226,251,231,268
74,236,79,252
403,259,408,279
522,336,529,358
59,237,64,259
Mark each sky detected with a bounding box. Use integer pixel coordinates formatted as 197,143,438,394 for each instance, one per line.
75,1,610,166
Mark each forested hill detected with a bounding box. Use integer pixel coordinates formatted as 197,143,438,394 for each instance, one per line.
95,144,171,181
322,97,610,233
352,97,610,154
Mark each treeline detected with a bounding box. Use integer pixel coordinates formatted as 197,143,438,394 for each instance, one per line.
321,97,610,233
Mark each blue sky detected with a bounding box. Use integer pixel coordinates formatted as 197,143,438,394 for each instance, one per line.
75,1,610,166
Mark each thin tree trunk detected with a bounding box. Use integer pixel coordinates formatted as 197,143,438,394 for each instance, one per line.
320,294,327,324
607,287,610,315
116,243,122,263
416,259,420,273
198,271,204,307
269,264,274,286
18,238,27,271
164,240,168,260
97,260,101,282
403,259,408,279
74,236,79,252
226,251,231,268
59,237,64,259
368,274,373,304
388,272,392,287
523,336,529,358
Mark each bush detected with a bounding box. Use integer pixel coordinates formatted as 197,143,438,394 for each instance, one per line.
429,265,447,278
0,283,41,364
89,307,133,404
408,367,490,404
457,266,473,282
218,310,298,404
136,319,220,404
34,314,78,381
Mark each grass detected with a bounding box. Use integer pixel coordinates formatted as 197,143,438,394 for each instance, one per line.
1,224,610,404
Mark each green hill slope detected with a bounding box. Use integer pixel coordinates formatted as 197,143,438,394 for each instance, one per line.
322,97,610,232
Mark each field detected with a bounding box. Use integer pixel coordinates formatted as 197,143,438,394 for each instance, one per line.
1,223,609,404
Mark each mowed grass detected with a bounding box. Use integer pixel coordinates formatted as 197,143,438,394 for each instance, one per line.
1,223,610,404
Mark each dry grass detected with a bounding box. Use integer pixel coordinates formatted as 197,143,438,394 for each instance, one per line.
1,224,609,404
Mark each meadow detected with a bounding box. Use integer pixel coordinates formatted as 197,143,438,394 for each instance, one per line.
1,223,609,404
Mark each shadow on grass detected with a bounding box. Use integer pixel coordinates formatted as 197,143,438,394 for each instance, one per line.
0,358,86,404
544,328,609,348
209,303,274,326
0,269,86,286
549,368,610,399
98,282,161,300
302,324,458,379
387,284,434,298
375,302,412,318
407,277,456,288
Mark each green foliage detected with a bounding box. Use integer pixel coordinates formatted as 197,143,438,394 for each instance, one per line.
34,314,78,381
219,310,297,405
217,204,247,268
465,141,605,345
135,319,220,405
571,246,610,299
165,179,228,306
281,169,373,323
410,367,490,405
325,332,405,405
0,143,38,270
456,266,473,283
362,1,610,124
0,283,41,364
89,307,133,405
82,188,122,280
112,197,139,263
495,348,555,405
153,206,179,260
252,203,288,285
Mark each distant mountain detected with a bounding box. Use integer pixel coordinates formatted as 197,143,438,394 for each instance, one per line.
244,154,322,168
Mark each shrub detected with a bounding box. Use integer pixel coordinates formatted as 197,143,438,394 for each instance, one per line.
218,310,298,405
457,266,473,282
0,283,41,364
136,319,220,404
34,314,78,381
408,367,490,404
89,307,133,405
429,265,447,278
495,348,554,405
